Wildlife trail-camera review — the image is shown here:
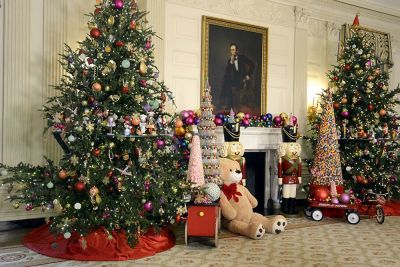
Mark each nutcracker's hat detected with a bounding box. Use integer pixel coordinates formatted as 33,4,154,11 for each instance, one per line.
223,108,240,142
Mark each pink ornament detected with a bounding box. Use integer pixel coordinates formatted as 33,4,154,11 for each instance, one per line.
341,110,349,117
188,110,195,118
185,117,194,125
156,139,165,149
144,201,153,212
242,119,250,127
181,110,190,119
25,203,33,211
114,0,124,9
145,40,151,50
244,113,251,119
339,193,350,204
140,80,147,87
291,115,298,125
273,116,282,126
214,117,223,126
331,197,339,204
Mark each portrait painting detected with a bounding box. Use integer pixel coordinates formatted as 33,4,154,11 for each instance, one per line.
201,16,268,115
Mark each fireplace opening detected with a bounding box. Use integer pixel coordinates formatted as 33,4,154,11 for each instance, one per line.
243,152,265,214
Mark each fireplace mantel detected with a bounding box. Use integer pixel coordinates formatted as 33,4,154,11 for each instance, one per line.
215,126,283,212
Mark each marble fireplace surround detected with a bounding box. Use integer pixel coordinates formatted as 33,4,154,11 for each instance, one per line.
215,127,283,211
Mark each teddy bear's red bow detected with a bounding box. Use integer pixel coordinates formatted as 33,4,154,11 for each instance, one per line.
222,183,242,202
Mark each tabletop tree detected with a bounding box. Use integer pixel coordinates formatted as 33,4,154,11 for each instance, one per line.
3,0,191,250
309,18,400,199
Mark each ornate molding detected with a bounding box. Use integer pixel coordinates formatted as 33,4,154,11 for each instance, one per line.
307,18,326,39
326,21,340,41
166,0,294,27
294,6,310,29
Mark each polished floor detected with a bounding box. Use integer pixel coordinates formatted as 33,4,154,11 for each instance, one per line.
1,216,400,267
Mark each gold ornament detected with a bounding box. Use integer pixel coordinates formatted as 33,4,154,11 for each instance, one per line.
13,202,20,209
107,16,115,26
105,45,112,53
139,60,147,75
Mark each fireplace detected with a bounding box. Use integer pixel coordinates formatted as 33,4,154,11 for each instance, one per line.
216,127,283,214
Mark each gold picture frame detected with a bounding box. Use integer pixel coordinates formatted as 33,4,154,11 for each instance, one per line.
201,16,268,115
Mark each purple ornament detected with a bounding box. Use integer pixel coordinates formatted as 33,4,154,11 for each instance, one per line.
92,100,99,107
339,193,350,204
216,113,225,120
114,0,124,9
144,201,153,212
331,197,339,204
193,117,200,125
188,110,195,118
156,139,165,149
145,41,151,50
291,115,298,125
390,176,397,183
153,72,159,79
144,184,150,192
261,115,268,122
181,110,190,119
143,103,152,112
185,117,194,125
341,110,349,117
25,203,33,211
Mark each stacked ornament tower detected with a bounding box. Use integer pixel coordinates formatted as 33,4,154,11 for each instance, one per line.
198,81,221,185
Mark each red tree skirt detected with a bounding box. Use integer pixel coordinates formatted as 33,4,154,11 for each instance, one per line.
23,224,175,261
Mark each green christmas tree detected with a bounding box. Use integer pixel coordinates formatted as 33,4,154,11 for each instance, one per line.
309,25,400,199
3,0,190,245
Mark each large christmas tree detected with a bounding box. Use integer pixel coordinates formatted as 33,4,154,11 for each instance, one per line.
3,0,190,245
309,22,400,199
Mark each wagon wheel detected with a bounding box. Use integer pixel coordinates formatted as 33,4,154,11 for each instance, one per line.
214,219,219,248
184,222,189,245
311,209,323,221
347,211,360,224
303,207,312,217
376,206,385,224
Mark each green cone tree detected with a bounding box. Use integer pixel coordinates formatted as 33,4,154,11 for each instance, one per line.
3,0,190,245
309,26,400,199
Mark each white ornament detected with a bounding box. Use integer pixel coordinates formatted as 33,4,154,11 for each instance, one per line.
203,183,221,202
74,203,82,210
0,169,8,176
345,166,352,172
47,182,54,189
64,232,72,239
67,135,76,142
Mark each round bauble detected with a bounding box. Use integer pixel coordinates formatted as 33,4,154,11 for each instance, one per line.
175,119,183,128
115,40,124,47
175,214,182,223
74,203,82,210
242,119,250,127
203,183,221,202
121,85,129,94
244,113,251,119
175,127,186,136
47,181,54,189
144,201,153,212
333,102,340,109
121,59,130,68
92,82,102,92
331,197,339,204
341,109,349,118
214,117,223,126
74,181,85,191
184,132,192,140
105,45,112,53
356,175,364,183
181,110,190,119
107,16,115,26
341,97,348,104
185,117,194,125
90,28,101,39
130,20,136,29
379,109,386,116
367,104,374,111
114,0,124,9
344,64,351,71
139,61,148,75
92,148,101,157
273,116,282,126
58,170,67,179
64,232,72,239
0,169,8,176
339,193,350,204
156,139,165,149
312,186,330,202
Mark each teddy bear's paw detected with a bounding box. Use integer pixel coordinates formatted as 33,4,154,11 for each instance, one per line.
271,216,287,234
255,224,265,239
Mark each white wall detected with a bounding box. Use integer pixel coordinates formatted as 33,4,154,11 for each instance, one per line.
1,0,400,164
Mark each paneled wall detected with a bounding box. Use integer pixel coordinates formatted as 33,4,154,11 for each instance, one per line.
1,0,400,164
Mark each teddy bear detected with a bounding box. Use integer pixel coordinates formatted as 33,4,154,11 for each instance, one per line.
219,157,287,239
278,142,302,214
219,141,246,183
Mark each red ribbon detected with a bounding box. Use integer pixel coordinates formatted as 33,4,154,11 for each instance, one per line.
222,183,242,202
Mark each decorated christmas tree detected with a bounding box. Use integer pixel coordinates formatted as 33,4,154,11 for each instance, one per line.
3,0,191,248
309,17,400,199
310,90,343,187
198,80,221,184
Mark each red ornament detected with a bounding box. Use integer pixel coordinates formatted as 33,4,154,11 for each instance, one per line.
115,41,124,47
344,64,351,71
312,186,330,202
75,181,86,191
90,28,102,39
129,20,136,29
94,8,101,15
88,96,95,103
107,170,113,177
367,104,374,111
58,170,67,180
121,85,129,94
92,82,102,92
333,102,340,109
379,109,387,116
92,148,101,157
378,83,384,89
82,70,89,76
333,76,339,81
175,214,181,223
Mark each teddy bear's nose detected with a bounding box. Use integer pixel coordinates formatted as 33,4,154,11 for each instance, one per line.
235,170,242,174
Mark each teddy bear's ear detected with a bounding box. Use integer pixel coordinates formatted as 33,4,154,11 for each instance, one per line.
219,143,229,157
